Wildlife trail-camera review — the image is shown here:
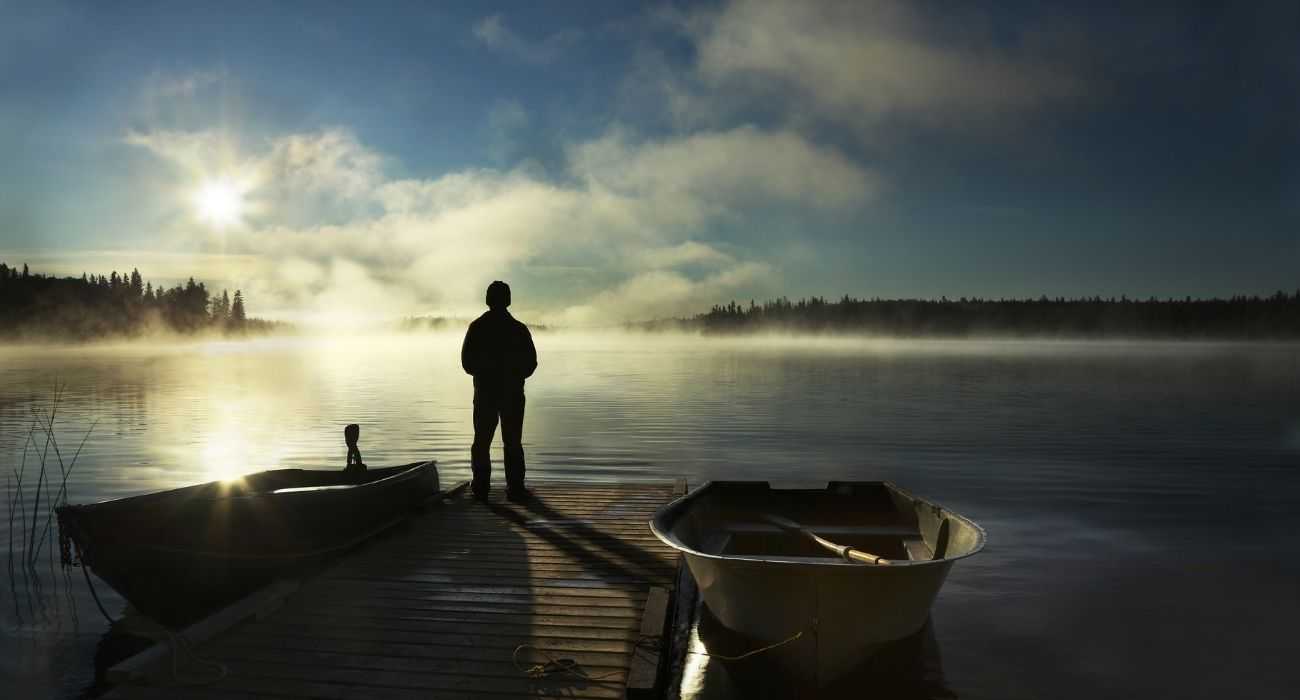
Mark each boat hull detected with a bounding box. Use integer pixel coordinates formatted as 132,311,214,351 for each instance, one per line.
651,481,984,686
58,460,440,624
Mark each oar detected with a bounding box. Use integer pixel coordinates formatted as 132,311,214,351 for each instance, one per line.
761,513,891,566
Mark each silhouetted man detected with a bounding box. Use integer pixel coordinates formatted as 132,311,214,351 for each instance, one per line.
461,281,537,502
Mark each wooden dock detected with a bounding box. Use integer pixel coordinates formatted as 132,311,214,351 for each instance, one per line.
106,481,686,699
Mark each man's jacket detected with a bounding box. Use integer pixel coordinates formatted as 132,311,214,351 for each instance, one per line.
461,310,537,390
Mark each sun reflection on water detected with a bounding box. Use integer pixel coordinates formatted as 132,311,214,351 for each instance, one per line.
196,399,295,482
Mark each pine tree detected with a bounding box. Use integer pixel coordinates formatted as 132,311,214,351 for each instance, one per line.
130,268,143,296
231,290,246,325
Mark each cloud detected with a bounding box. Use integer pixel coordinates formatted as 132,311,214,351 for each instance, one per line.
661,0,1087,134
123,128,243,176
486,99,530,163
472,14,582,65
125,127,385,228
640,241,735,269
555,261,773,326
143,69,226,100
125,124,872,325
571,126,878,210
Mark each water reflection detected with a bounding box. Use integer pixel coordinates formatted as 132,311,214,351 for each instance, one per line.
1,335,1298,698
682,608,955,699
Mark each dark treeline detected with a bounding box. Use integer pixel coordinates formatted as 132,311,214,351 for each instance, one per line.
640,292,1300,338
397,315,551,333
397,316,462,332
0,262,282,340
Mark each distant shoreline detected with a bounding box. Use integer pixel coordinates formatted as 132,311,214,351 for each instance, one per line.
0,262,286,342
631,293,1300,340
5,259,1297,342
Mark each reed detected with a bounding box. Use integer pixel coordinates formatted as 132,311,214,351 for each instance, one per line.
4,383,94,569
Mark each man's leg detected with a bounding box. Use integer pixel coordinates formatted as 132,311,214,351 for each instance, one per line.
471,390,500,498
500,391,526,491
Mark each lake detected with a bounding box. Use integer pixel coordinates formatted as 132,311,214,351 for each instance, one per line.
3,334,1298,698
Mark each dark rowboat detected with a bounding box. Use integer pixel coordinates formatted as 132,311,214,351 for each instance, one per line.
650,481,985,686
57,460,440,624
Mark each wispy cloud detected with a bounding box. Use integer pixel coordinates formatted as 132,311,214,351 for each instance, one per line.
123,123,872,325
472,14,583,65
486,99,530,164
650,0,1088,135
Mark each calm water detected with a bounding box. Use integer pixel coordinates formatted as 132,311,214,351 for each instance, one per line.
2,334,1298,698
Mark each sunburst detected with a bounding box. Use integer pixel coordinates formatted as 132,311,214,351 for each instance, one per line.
193,178,246,228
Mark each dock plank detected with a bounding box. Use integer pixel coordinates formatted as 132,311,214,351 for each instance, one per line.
110,482,681,699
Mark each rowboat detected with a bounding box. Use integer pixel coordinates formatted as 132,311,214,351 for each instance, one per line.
650,481,985,686
57,460,440,624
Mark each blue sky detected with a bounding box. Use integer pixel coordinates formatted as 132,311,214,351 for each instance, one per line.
1,0,1296,323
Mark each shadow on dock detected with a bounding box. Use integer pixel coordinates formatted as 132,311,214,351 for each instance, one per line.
104,482,681,699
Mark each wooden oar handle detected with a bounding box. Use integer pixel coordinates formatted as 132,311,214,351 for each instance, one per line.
761,514,893,566
841,547,890,566
809,532,891,565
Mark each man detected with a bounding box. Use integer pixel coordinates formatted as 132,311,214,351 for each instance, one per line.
461,280,537,502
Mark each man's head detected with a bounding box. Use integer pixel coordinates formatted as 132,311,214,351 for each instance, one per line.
486,280,511,310
344,423,360,447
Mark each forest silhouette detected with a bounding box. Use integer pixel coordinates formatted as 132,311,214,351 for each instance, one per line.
0,262,279,340
640,293,1300,339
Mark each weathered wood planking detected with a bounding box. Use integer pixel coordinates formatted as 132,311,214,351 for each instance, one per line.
107,482,682,699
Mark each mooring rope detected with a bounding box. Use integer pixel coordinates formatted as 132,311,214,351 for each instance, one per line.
692,627,807,661
78,557,115,625
61,526,227,685
513,643,624,682
513,635,661,683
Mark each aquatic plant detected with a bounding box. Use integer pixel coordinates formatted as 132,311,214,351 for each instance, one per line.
4,383,96,570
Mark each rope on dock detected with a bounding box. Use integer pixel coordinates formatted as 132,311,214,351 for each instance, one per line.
513,635,662,683
513,644,622,683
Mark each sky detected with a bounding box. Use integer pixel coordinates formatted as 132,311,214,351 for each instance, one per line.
1,0,1297,324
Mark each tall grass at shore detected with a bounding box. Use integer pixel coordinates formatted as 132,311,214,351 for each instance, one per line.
6,383,97,574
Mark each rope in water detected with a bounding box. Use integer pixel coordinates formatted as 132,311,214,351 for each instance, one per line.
62,527,227,685
78,559,115,625
690,627,807,661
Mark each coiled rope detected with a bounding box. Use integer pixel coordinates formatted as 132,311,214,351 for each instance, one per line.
513,634,662,683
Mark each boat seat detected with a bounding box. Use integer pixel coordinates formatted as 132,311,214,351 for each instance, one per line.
903,537,933,561
726,523,919,537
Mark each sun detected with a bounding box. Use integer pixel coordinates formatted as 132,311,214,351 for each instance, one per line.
193,178,246,228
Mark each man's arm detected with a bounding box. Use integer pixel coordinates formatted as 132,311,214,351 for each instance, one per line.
521,324,537,379
461,322,478,376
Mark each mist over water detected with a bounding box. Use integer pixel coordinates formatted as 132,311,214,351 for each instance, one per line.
3,333,1298,698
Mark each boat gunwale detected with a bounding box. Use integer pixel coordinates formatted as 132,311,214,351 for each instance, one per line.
648,480,986,569
63,459,437,511
56,461,443,563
